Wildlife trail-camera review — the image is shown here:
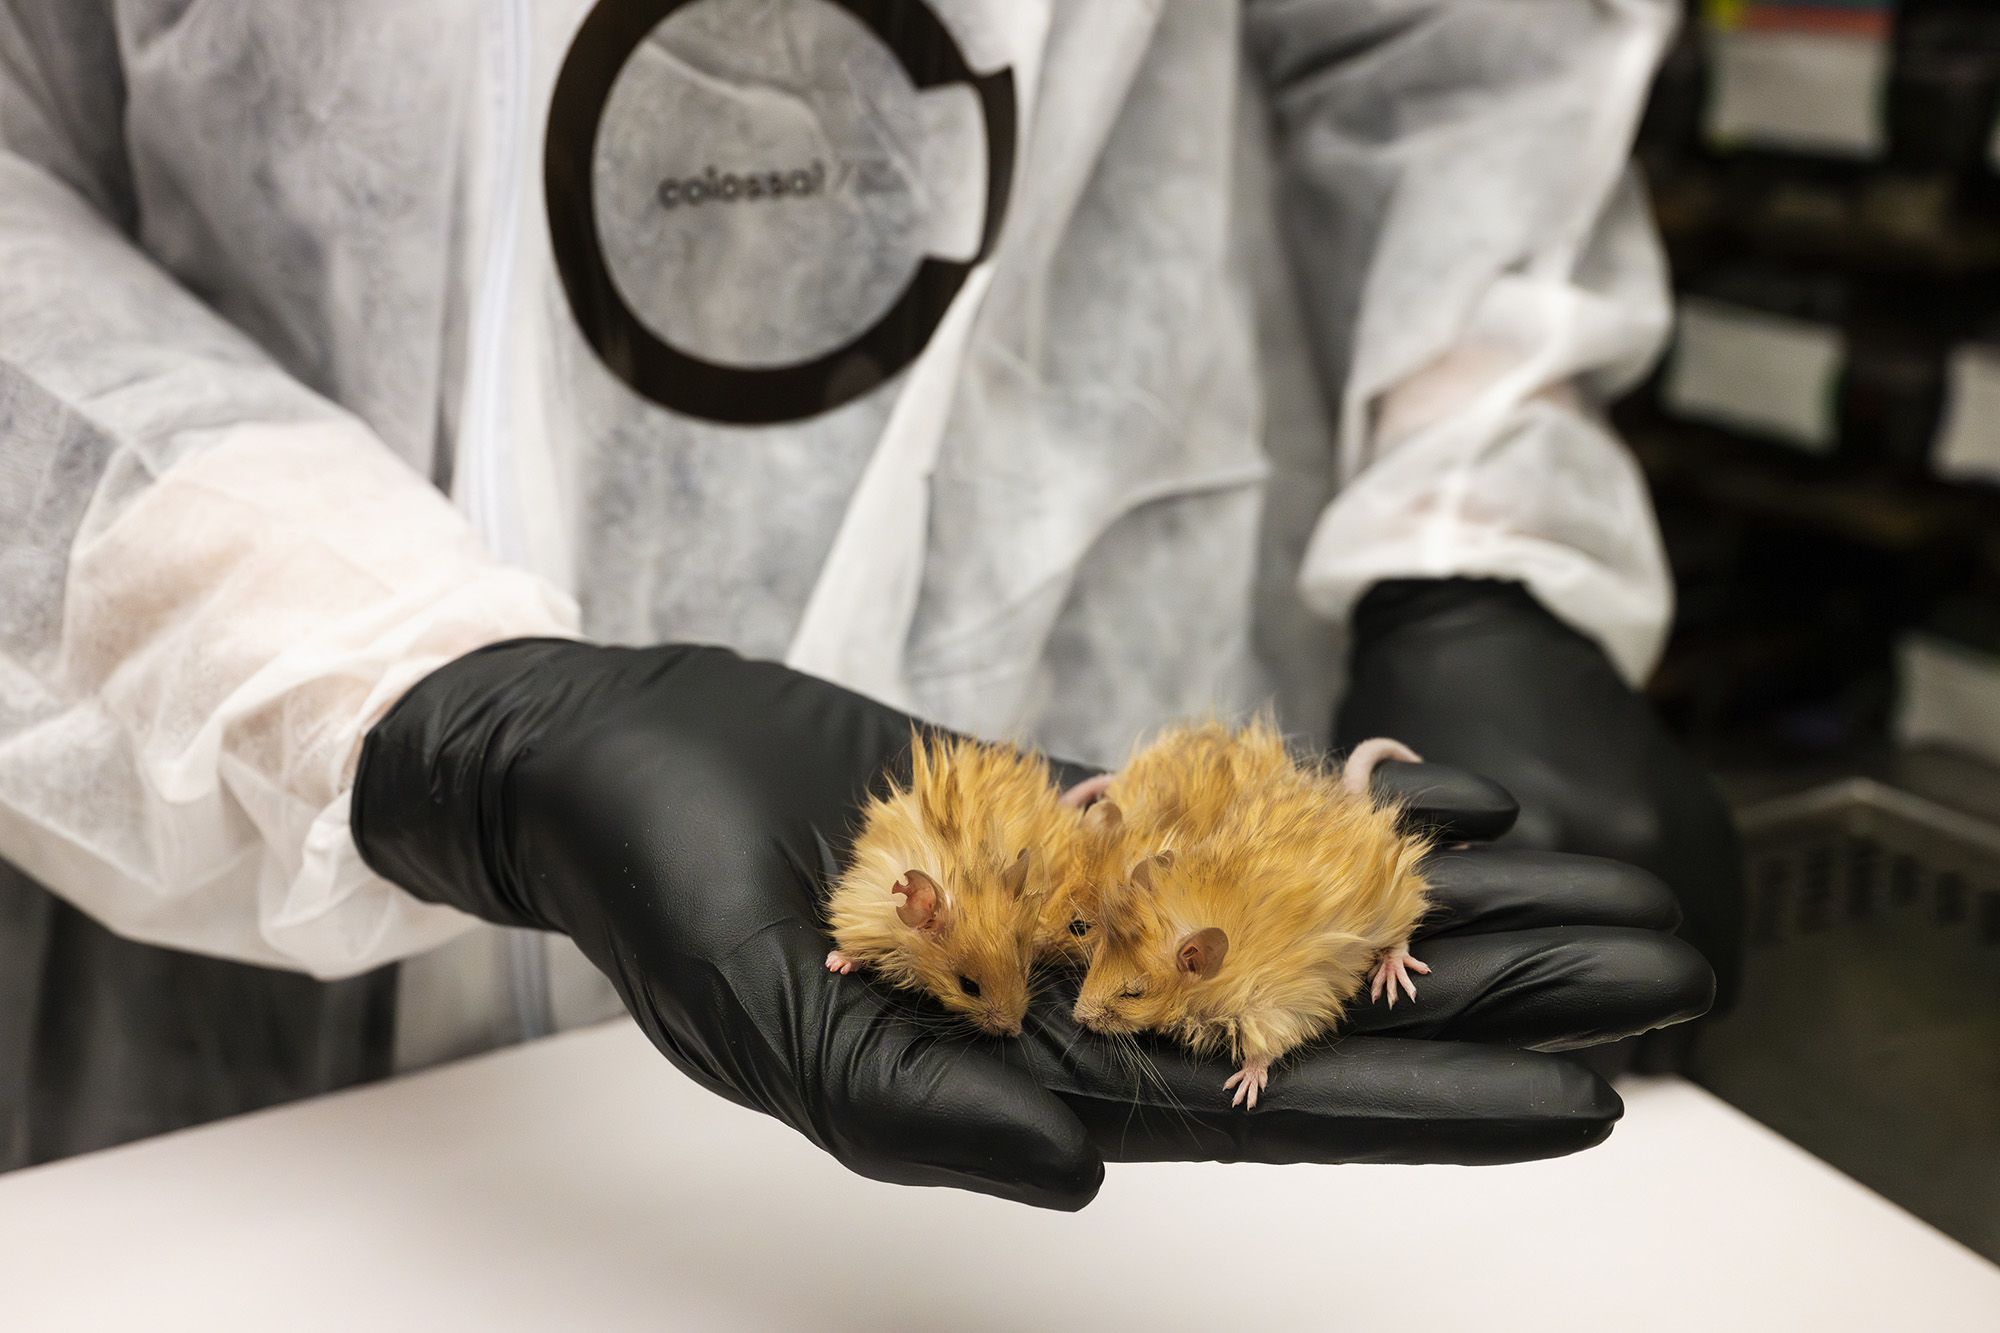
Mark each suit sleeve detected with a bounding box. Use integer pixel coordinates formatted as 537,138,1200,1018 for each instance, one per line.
0,20,579,978
1245,0,1679,681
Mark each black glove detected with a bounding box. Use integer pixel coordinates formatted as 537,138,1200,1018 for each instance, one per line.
355,639,1713,1210
1337,579,1745,1012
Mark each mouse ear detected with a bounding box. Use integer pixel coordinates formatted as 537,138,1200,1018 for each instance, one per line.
1175,927,1228,978
1001,848,1034,898
1128,851,1174,893
894,870,945,932
1083,800,1123,836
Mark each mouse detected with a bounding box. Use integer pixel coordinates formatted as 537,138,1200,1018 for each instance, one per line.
1068,722,1434,1106
1050,718,1302,949
825,733,1079,1036
1036,795,1135,968
1053,722,1413,959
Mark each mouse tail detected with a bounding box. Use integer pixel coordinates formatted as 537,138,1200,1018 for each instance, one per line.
1341,737,1422,795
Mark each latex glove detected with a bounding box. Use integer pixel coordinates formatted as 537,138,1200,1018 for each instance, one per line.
1337,579,1745,1012
354,640,1713,1209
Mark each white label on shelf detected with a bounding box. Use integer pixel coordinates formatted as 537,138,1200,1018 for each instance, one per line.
1663,298,1844,451
1896,634,2000,771
1935,344,2000,485
1705,28,1888,158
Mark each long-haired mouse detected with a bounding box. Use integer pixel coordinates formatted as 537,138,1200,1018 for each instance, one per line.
825,733,1079,1036
1054,723,1415,961
1070,722,1434,1106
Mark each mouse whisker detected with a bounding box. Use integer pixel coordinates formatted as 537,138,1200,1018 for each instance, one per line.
1114,1031,1198,1141
1054,1017,1086,1068
1110,1033,1153,1152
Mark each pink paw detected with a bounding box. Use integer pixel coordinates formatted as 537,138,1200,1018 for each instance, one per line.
825,950,857,976
1369,945,1430,1008
1223,1059,1270,1109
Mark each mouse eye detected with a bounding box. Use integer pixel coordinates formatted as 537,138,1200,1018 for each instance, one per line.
1068,919,1091,937
958,975,982,998
1120,982,1145,1000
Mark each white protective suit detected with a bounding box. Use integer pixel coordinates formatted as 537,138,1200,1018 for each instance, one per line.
0,0,1674,1069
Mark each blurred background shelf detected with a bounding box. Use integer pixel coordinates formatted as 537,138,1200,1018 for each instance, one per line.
1629,412,2000,555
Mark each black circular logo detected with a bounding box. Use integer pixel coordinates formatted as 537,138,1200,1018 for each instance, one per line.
545,0,1016,425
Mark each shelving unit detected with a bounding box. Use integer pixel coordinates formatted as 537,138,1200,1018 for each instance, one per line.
1631,0,2000,760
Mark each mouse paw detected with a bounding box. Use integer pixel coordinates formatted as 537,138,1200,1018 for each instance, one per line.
825,950,857,976
1223,1059,1270,1109
1369,945,1430,1008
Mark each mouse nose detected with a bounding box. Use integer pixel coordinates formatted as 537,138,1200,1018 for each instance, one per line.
989,1012,1022,1037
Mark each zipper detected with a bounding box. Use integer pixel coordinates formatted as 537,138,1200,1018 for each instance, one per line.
465,0,556,1042
465,0,531,566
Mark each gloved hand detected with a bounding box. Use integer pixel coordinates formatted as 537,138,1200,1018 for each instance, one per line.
1337,579,1745,1012
354,639,1713,1210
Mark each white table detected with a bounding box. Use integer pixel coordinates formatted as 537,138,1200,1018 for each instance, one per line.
3,1022,1994,1332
